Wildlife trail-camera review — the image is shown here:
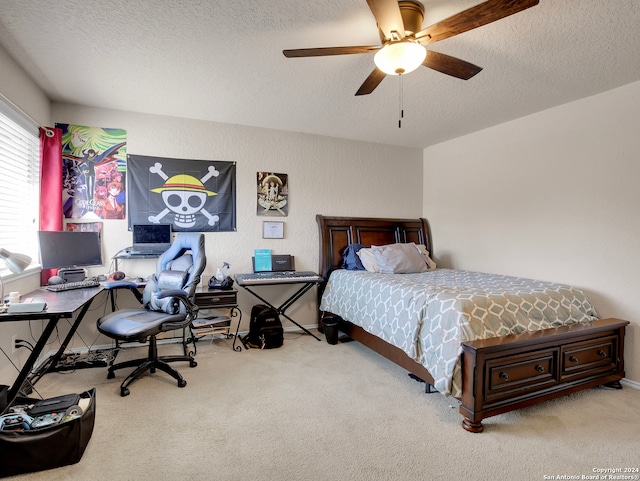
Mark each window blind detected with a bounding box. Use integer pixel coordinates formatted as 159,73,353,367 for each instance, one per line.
0,100,40,275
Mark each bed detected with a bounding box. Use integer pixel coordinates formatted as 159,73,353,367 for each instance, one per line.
316,214,628,432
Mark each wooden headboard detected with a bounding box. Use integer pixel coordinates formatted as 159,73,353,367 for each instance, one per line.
315,214,433,283
314,214,435,382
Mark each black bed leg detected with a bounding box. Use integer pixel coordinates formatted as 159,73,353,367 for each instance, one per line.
408,373,438,393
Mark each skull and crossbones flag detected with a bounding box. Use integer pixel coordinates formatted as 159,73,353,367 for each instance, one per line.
127,154,236,232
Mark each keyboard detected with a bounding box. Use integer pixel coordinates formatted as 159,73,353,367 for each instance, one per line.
235,271,323,286
46,279,101,292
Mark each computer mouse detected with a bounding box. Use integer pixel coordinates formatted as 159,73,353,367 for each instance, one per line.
135,277,145,283
96,274,107,282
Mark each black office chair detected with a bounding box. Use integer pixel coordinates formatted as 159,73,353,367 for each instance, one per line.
97,232,206,396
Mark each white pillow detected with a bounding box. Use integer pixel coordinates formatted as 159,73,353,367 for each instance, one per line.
371,242,429,274
356,248,379,272
414,244,436,269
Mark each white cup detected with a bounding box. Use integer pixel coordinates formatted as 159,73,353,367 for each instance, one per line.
8,291,20,304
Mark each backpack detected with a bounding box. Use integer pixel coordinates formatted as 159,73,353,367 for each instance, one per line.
242,304,284,349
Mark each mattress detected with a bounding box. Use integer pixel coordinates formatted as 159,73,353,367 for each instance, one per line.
319,268,598,397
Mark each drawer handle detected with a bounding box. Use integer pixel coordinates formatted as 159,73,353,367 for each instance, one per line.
569,356,579,363
499,372,509,381
535,365,544,373
597,350,607,357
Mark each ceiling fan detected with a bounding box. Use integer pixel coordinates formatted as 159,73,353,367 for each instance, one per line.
283,0,539,96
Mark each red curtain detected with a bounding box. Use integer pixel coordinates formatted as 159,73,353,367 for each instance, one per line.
39,127,63,285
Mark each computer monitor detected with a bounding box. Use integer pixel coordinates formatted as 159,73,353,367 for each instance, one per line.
37,231,103,270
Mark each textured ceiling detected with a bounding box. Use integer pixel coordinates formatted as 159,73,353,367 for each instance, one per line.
1,0,639,149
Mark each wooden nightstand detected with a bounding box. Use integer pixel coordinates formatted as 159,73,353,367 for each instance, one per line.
192,287,242,351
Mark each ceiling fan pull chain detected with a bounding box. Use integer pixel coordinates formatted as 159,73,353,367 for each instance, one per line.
398,75,404,128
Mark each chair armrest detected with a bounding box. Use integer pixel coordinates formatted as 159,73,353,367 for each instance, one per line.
154,289,188,299
103,280,144,304
153,289,197,330
153,289,195,314
103,280,139,289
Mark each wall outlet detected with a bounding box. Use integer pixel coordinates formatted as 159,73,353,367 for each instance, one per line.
11,334,18,353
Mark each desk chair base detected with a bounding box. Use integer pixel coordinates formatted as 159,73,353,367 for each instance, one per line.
107,336,197,397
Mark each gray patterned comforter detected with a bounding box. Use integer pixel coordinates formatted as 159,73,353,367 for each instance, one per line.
319,269,598,398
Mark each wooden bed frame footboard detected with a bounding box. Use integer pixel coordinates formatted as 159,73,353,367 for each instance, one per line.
316,214,629,432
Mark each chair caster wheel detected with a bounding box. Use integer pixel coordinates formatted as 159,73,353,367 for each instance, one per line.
190,360,197,368
120,387,130,397
107,371,115,379
178,379,187,388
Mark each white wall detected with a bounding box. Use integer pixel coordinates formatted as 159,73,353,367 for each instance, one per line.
0,44,50,125
51,102,422,331
423,80,640,385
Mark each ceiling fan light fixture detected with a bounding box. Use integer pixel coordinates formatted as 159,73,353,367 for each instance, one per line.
374,40,426,75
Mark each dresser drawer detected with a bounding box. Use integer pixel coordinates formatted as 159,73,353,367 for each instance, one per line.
195,289,237,309
484,348,559,403
561,335,618,381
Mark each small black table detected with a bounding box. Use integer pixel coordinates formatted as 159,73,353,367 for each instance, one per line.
0,285,104,413
193,287,243,352
235,272,323,341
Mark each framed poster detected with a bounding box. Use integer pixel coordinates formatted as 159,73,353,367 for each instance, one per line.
263,221,284,239
56,123,127,220
257,172,288,217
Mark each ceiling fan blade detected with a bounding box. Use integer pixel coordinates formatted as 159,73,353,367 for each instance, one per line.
416,0,539,45
422,51,482,80
283,46,380,58
355,68,386,96
366,0,406,40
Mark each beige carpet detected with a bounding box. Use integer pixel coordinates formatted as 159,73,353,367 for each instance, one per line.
10,330,640,481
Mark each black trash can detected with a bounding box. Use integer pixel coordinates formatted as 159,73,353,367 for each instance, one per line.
321,316,340,345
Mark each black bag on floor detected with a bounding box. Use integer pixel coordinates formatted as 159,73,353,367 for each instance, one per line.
242,304,283,349
0,388,96,478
